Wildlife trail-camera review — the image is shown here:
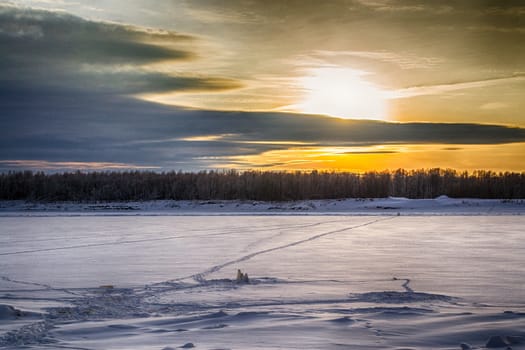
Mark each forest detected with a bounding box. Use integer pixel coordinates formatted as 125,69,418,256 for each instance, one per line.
0,169,524,201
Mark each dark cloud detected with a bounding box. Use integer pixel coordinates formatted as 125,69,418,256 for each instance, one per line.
44,71,242,95
0,5,193,64
97,73,242,94
1,85,524,170
0,4,241,95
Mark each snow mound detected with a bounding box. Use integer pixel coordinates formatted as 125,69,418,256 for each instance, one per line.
0,305,23,319
485,335,524,348
330,316,354,324
388,196,410,201
180,343,195,348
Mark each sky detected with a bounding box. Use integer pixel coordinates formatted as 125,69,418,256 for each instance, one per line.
1,0,525,172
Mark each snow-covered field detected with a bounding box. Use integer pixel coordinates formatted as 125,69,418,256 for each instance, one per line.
1,200,524,349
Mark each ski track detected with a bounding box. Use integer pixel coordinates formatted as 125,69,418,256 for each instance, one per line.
0,231,254,256
0,220,344,256
1,276,54,290
0,220,335,246
1,217,391,301
243,218,352,251
0,276,83,298
1,218,369,304
393,277,413,293
0,235,194,256
185,216,395,283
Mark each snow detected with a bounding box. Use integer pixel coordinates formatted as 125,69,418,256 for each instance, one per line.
0,210,524,349
0,197,524,216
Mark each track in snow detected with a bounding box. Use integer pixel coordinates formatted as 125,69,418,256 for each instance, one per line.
185,216,395,283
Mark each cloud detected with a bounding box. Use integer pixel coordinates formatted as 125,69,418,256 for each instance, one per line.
185,6,262,24
0,160,159,171
392,74,525,98
0,5,194,63
0,4,242,96
88,72,242,94
480,102,509,110
1,85,524,171
6,1,523,115
342,150,398,154
1,1,525,171
314,50,444,70
467,25,525,34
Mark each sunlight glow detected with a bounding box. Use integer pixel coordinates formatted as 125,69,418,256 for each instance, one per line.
296,67,388,120
210,143,525,173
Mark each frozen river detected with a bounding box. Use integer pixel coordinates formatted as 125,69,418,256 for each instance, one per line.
1,215,524,349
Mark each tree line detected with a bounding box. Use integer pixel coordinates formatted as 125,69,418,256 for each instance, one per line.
0,169,524,201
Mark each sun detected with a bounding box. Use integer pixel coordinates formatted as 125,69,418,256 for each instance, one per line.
295,67,388,120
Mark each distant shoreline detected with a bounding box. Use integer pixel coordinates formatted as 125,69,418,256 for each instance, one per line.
1,197,523,216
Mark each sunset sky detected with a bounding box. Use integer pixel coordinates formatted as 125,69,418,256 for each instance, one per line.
1,0,525,172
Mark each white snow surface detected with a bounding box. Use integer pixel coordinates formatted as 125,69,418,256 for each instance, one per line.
0,205,524,349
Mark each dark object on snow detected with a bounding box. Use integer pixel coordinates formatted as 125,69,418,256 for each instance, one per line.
236,269,249,283
0,304,23,319
485,335,523,348
460,343,472,350
180,343,195,348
